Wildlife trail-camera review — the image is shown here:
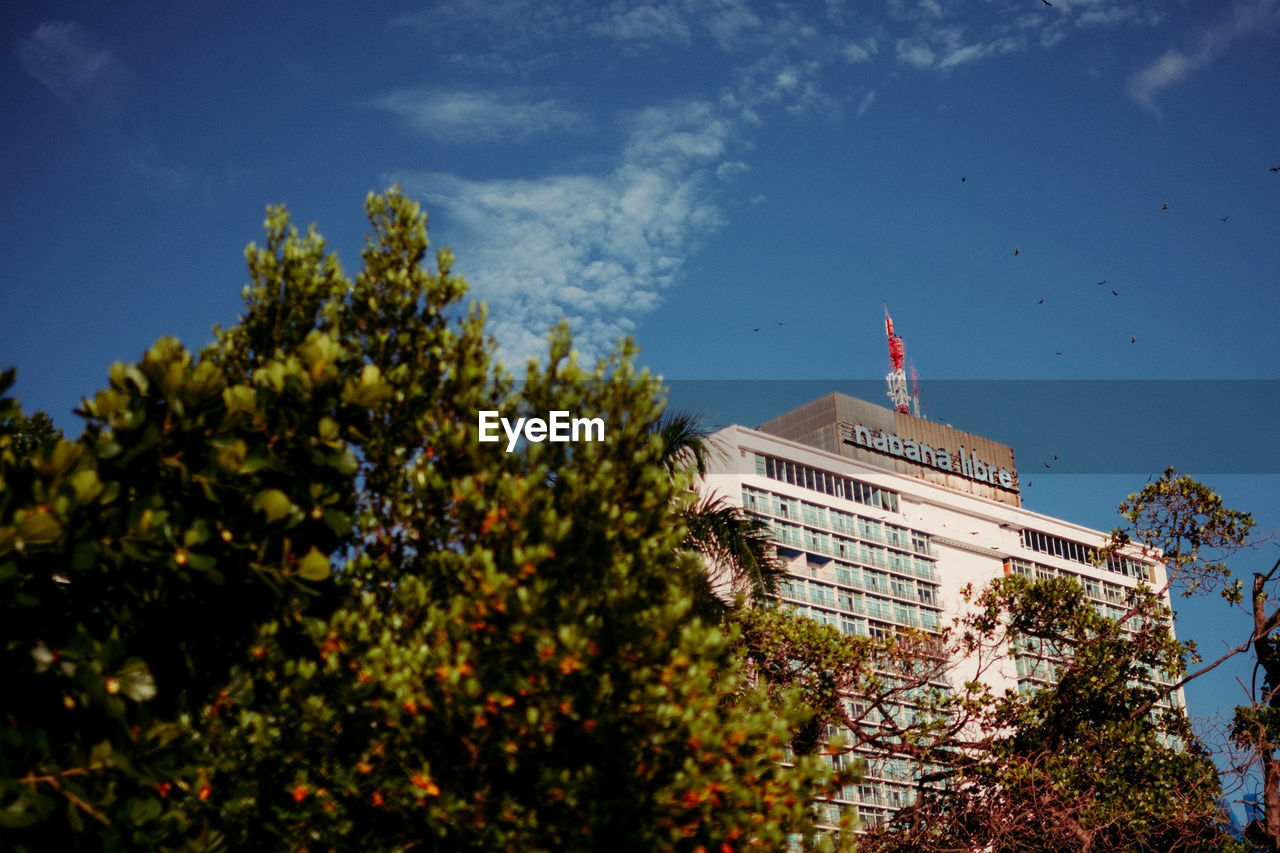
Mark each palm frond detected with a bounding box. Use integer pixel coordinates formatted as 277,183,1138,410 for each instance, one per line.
682,494,785,605
655,409,714,477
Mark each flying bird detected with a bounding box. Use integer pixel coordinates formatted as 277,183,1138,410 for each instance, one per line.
1271,167,1279,172
1221,216,1229,222
777,321,786,326
1162,203,1168,210
1055,351,1063,355
1097,280,1107,286
752,328,760,332
1131,336,1136,343
1112,290,1119,296
1037,299,1044,304
1042,0,1052,5
961,176,967,182
1014,247,1021,256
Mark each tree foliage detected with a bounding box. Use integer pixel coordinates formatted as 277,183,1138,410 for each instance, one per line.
861,573,1237,853
0,189,852,850
0,408,62,458
851,469,1257,853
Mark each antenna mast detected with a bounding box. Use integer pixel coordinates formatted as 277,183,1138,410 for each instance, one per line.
909,361,922,418
884,306,910,414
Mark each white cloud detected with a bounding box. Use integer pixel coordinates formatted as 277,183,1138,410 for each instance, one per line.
856,89,877,118
706,1,764,51
393,101,730,367
896,39,936,69
917,0,943,19
16,20,127,121
843,38,878,63
715,160,750,180
16,19,192,190
1128,0,1280,113
1077,7,1139,27
1127,48,1194,113
371,88,583,143
592,3,691,43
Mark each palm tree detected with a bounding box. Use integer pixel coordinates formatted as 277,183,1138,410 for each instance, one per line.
654,410,784,618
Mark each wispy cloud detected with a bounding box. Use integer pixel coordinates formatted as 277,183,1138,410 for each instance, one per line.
394,101,731,366
856,89,877,118
896,38,937,69
381,0,1198,365
371,88,583,143
1128,0,1280,114
16,19,191,190
591,4,693,43
843,38,879,63
15,20,128,122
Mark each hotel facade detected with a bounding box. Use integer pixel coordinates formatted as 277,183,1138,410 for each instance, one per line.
699,392,1179,832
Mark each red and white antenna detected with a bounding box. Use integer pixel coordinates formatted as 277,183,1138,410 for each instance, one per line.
909,361,922,418
884,306,910,414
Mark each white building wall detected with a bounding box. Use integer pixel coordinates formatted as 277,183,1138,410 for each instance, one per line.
700,421,1180,830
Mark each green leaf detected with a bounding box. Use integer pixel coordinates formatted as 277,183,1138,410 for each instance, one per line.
0,801,37,829
322,509,353,538
254,489,295,523
297,547,330,582
17,511,62,545
117,658,157,702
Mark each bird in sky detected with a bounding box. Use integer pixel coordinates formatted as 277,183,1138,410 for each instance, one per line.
1131,336,1136,343
1056,351,1063,355
1042,0,1052,5
1097,280,1107,286
777,321,786,326
1037,299,1044,304
961,176,966,182
1221,216,1229,222
752,327,760,332
1162,203,1168,210
1014,247,1021,256
1112,290,1119,296
1271,167,1279,172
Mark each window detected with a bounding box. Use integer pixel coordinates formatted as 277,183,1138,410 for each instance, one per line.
755,452,900,513
1023,528,1155,579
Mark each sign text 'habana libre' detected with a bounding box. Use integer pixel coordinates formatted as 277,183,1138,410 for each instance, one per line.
841,423,1017,490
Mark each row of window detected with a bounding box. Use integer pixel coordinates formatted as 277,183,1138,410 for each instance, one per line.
743,487,930,555
1022,529,1153,580
1007,558,1122,600
782,574,940,615
838,566,939,605
756,452,900,513
764,518,939,582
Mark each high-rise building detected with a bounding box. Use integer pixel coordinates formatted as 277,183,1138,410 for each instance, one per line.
699,392,1177,831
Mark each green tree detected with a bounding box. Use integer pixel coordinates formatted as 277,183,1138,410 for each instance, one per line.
0,407,63,458
854,469,1258,853
0,189,853,850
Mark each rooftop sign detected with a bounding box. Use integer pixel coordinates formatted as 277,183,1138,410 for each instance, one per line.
840,423,1017,491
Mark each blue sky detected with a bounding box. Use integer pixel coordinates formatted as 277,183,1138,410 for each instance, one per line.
3,0,1280,805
